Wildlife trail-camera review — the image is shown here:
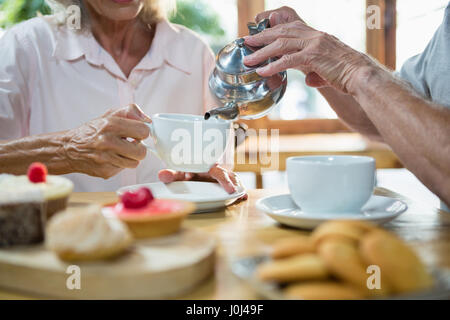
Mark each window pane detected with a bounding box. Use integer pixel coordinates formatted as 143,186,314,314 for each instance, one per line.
396,0,448,68
171,0,237,53
265,0,366,119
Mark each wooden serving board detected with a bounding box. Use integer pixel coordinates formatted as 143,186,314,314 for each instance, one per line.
0,228,215,299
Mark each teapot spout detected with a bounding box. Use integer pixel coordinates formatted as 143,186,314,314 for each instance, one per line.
204,102,239,120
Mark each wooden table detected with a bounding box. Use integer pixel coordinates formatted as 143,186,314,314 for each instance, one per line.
1,185,449,300
235,133,401,188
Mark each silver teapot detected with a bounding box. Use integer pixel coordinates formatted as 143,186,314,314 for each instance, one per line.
205,19,288,121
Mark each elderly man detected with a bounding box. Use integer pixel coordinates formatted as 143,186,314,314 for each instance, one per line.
244,5,450,211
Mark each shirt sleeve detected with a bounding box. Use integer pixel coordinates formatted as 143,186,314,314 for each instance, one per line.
0,27,33,140
398,19,443,100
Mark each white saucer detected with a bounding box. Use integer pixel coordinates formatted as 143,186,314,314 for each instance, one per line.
117,181,246,213
256,194,407,229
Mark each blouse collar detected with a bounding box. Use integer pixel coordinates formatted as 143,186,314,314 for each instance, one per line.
52,18,192,80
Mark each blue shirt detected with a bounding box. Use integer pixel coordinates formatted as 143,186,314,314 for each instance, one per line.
399,2,450,211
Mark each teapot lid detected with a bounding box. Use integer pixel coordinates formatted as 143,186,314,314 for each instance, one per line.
216,38,261,75
215,19,270,76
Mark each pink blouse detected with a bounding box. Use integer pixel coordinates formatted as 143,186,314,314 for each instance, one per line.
0,16,221,192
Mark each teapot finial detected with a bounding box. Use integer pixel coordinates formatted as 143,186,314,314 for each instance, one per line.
247,18,270,35
235,38,245,48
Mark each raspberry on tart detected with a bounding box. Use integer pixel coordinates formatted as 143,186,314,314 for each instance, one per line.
121,187,154,210
104,187,194,239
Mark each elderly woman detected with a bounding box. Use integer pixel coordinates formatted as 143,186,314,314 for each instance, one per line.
0,0,243,194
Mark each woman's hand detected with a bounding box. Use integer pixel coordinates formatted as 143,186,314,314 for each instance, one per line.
244,6,376,94
63,104,150,179
158,164,248,201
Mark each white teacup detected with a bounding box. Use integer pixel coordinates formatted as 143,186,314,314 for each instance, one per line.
286,156,376,213
143,113,232,173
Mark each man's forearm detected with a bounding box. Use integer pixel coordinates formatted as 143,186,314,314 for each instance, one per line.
352,67,450,206
318,87,383,141
0,131,72,175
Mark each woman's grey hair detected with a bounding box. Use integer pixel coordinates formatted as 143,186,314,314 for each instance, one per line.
46,0,175,27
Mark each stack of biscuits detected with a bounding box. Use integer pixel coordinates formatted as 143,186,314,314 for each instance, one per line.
256,220,434,299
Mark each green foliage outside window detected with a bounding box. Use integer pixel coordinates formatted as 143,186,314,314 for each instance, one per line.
0,0,51,28
169,0,224,38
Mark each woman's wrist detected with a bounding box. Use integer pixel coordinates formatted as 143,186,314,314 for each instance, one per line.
0,131,73,175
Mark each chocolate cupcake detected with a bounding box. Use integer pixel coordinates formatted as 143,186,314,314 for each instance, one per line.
0,163,73,220
0,183,45,247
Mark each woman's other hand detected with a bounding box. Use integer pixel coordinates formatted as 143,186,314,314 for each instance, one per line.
158,164,248,201
63,104,151,179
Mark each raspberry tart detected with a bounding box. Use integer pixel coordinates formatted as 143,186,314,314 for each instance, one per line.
103,187,195,239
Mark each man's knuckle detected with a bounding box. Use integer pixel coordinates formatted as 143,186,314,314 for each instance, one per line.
293,20,304,28
279,26,289,35
281,54,294,65
277,38,289,50
317,31,329,42
274,38,283,49
294,39,305,50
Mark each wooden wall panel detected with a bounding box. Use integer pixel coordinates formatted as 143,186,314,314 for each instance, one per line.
237,0,265,37
366,0,397,70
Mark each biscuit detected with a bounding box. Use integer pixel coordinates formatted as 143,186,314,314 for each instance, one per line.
360,230,434,294
284,282,363,300
311,220,375,247
256,254,328,282
272,235,315,259
318,238,390,296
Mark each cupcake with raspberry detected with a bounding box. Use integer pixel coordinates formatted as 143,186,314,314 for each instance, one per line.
0,163,73,219
103,187,195,239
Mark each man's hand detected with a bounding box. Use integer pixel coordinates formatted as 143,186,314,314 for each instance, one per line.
255,6,302,26
158,164,248,201
244,6,376,94
63,104,150,179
